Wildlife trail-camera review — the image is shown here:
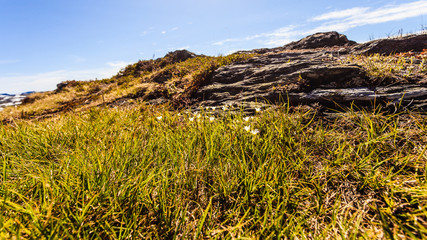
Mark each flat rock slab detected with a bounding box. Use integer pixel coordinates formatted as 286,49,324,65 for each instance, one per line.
194,49,427,112
351,34,427,55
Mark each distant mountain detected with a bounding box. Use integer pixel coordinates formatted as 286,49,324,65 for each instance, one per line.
0,93,29,110
21,91,36,95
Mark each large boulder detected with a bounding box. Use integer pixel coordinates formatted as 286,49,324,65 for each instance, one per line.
283,31,357,50
195,50,366,106
351,33,427,55
194,49,427,112
116,50,198,78
191,33,427,111
160,50,197,66
114,32,427,113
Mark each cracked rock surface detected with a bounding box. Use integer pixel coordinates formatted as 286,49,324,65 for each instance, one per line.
193,32,427,112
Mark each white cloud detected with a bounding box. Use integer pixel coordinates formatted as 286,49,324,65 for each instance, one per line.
213,26,298,46
0,59,20,65
310,7,369,21
212,1,427,48
69,55,87,63
176,46,190,50
263,38,295,47
262,25,301,46
161,31,166,34
106,61,131,68
167,46,189,50
0,61,131,94
310,1,427,32
213,38,235,46
224,49,241,55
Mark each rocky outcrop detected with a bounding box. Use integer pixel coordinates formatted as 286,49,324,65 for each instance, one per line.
195,50,367,106
237,31,357,55
351,34,427,55
8,32,427,115
115,50,198,79
283,31,356,50
162,49,197,64
193,32,427,112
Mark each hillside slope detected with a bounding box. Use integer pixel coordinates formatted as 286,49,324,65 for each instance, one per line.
1,32,427,239
1,32,426,121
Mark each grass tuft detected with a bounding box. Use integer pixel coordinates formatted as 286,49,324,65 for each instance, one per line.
342,52,427,85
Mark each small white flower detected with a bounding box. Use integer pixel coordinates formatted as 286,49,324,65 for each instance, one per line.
211,106,216,111
244,125,251,132
255,107,261,112
189,117,194,122
243,116,251,122
177,113,181,116
250,129,260,135
209,116,215,122
196,113,201,119
156,116,163,120
222,106,228,111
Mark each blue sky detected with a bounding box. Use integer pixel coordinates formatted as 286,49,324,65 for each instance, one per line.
0,0,426,94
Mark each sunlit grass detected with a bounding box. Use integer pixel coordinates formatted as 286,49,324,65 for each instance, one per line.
342,52,427,84
1,104,426,239
0,53,257,122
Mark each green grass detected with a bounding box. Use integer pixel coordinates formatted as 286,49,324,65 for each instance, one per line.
342,53,427,85
4,50,425,122
0,53,257,121
0,103,426,239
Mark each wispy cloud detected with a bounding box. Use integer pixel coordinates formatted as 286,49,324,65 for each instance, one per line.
107,61,131,68
0,59,20,65
212,38,235,46
310,7,369,21
262,26,301,46
140,27,156,37
69,55,87,63
166,45,191,52
0,61,131,94
213,1,427,48
176,46,190,50
309,0,427,33
212,25,298,46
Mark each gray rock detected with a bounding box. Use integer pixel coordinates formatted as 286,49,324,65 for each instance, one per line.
283,31,357,50
115,32,427,113
194,48,427,112
236,32,356,54
162,50,197,64
351,33,427,55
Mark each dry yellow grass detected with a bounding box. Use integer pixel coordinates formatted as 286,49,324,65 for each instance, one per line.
1,53,257,121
